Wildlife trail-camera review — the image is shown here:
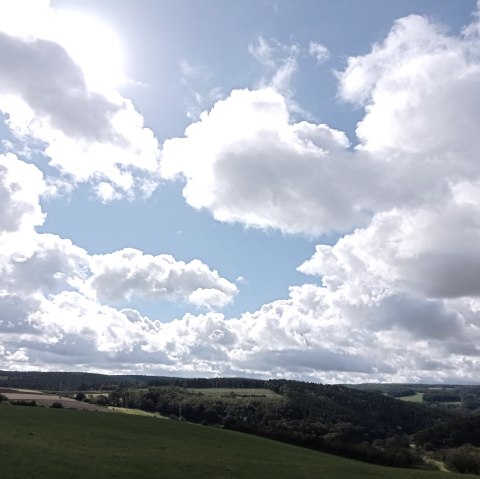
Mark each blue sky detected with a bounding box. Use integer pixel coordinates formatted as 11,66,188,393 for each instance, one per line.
1,0,480,382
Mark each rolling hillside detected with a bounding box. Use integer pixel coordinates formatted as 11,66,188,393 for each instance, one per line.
0,403,476,479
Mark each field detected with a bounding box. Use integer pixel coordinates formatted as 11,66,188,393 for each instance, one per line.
0,403,476,479
108,406,166,418
0,387,107,411
189,387,282,400
399,392,424,403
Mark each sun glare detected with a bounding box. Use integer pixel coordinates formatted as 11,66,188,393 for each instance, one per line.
55,10,126,93
0,2,126,94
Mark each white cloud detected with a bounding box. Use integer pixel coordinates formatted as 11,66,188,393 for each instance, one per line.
177,58,224,121
3,268,480,381
88,248,237,308
0,1,160,199
7,349,29,362
0,153,45,233
299,199,480,301
0,231,237,315
0,233,89,297
248,35,276,67
160,87,368,235
107,279,480,382
164,12,480,239
30,291,150,355
249,35,300,93
0,32,119,142
179,58,204,81
338,14,480,157
163,53,472,235
309,41,330,64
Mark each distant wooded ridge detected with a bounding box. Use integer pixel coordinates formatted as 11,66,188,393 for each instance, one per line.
1,369,477,391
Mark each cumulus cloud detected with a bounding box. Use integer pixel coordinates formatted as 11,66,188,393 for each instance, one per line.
163,11,480,236
0,153,45,233
88,248,237,308
161,87,370,235
0,229,237,314
0,1,160,199
338,14,480,157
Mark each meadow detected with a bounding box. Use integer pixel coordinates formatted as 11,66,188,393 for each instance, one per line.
0,403,476,479
0,387,106,411
108,406,165,417
189,387,282,398
399,392,425,403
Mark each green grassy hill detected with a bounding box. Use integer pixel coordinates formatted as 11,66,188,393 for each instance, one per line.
0,404,475,479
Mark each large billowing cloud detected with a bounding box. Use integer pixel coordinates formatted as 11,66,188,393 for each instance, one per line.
160,12,480,236
299,201,480,300
161,87,367,235
88,249,237,308
339,14,480,157
0,1,160,200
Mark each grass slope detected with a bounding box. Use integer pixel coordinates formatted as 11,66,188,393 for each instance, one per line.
107,406,166,417
399,392,425,403
0,404,475,479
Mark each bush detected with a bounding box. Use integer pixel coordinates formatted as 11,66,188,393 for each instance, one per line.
223,415,236,429
445,445,480,474
94,395,108,406
50,401,64,409
11,400,37,407
204,408,221,424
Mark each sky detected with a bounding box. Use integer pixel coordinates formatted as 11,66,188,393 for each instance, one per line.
0,0,480,383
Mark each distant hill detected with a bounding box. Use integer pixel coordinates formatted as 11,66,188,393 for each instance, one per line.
0,369,267,391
